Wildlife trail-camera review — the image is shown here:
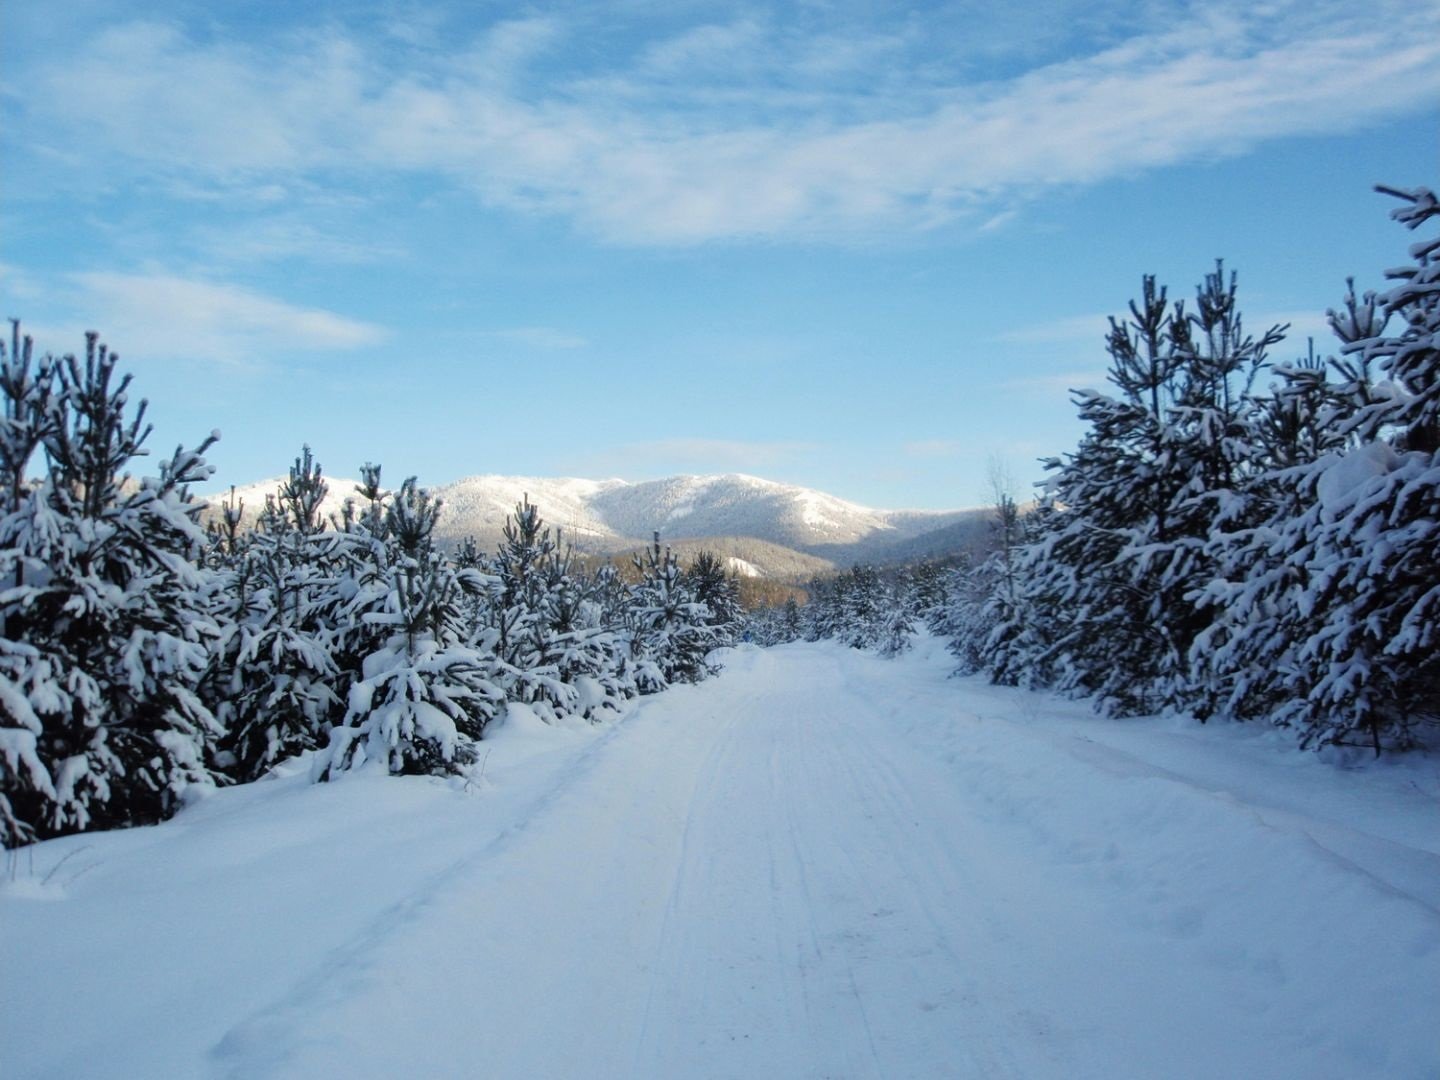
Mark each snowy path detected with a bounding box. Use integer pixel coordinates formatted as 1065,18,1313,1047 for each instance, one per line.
4,640,1438,1078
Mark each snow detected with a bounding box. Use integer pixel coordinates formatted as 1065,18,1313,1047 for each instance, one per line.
4,637,1437,1078
724,555,762,577
434,474,625,542
197,474,360,524
204,471,982,566
1315,441,1401,523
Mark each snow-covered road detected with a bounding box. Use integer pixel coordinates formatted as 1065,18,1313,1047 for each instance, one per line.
4,639,1438,1078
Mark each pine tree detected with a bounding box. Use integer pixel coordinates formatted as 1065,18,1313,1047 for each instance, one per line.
1205,187,1440,750
0,327,223,845
779,596,803,642
904,560,951,629
1185,337,1362,724
984,269,1282,714
207,449,347,782
877,602,915,658
687,551,744,647
837,565,887,649
748,594,804,646
0,322,61,845
315,478,502,779
628,533,717,688
487,497,576,717
949,497,1051,686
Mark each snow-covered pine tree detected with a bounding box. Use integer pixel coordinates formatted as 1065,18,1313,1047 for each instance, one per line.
203,485,248,566
0,322,61,846
948,495,1052,686
346,462,388,539
745,593,805,647
1001,278,1191,709
205,453,347,783
687,551,744,647
779,595,803,643
877,601,915,658
741,604,777,646
580,559,646,698
903,560,951,629
1206,188,1439,750
487,496,580,718
837,564,887,649
315,477,503,779
628,533,717,688
484,498,634,722
1185,337,1362,724
0,326,223,845
798,564,896,652
801,574,840,642
1151,264,1283,711
990,269,1281,714
539,531,636,720
453,535,484,570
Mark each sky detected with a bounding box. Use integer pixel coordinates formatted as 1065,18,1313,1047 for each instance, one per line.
2,0,1437,509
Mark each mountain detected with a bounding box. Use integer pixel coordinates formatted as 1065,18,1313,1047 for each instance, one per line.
201,476,362,529
199,472,988,579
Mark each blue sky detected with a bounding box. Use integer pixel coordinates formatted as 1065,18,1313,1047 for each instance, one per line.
3,1,1437,509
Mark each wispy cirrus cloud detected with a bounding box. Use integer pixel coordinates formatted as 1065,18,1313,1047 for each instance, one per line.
59,272,387,367
189,217,405,266
15,2,1440,244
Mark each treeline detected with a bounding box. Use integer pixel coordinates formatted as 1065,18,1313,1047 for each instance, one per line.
748,561,952,658
0,347,742,848
755,186,1439,755
575,549,808,610
946,186,1438,752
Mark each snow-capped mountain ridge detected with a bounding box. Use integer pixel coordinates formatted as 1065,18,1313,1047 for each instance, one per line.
201,472,987,573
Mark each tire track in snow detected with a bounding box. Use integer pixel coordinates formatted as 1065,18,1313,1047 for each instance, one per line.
206,714,644,1078
627,690,750,1075
805,654,1038,1077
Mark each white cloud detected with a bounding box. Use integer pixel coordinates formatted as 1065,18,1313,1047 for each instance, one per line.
19,3,1440,244
639,20,768,75
65,273,387,366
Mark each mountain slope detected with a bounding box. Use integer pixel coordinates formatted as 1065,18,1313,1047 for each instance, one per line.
200,471,985,576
